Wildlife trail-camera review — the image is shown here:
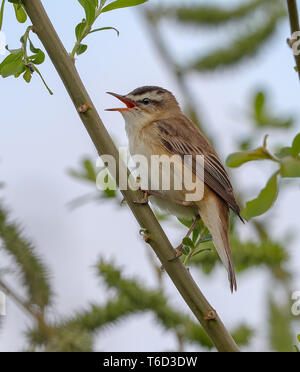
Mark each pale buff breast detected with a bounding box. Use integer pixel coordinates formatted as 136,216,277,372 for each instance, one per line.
127,126,200,218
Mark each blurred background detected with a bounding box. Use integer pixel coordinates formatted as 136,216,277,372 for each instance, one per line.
0,0,300,351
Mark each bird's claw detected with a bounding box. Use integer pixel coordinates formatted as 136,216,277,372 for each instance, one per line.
139,228,151,243
205,310,217,321
168,244,183,262
134,190,149,205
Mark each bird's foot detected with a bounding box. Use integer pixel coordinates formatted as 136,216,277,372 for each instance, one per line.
134,190,149,205
139,228,151,243
168,244,183,262
205,309,217,321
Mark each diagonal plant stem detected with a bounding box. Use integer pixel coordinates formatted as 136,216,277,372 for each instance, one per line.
0,279,53,339
287,0,300,79
22,0,239,352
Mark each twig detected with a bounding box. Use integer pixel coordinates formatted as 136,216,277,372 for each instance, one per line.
287,0,300,79
22,0,239,352
0,279,54,339
0,279,35,318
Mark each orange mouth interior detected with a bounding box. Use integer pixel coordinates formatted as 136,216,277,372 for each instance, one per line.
106,92,136,112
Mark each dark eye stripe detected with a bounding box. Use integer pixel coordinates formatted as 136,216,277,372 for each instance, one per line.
137,99,161,105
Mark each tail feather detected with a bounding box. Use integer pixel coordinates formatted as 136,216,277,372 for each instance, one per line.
198,194,237,292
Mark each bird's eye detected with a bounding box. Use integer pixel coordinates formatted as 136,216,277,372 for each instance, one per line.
142,98,150,105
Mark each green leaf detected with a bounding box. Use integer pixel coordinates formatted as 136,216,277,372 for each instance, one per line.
181,246,190,256
177,217,194,228
157,0,272,26
280,157,300,178
275,147,292,159
13,3,27,23
28,40,45,65
83,159,97,182
89,26,120,36
77,0,96,26
23,67,31,83
182,237,194,248
254,91,265,119
0,0,5,31
190,9,285,71
29,50,45,65
191,247,212,259
192,221,200,244
102,0,148,13
75,21,86,41
76,43,88,55
253,91,294,129
90,0,98,7
226,147,273,168
242,172,278,220
198,234,213,244
32,65,53,95
291,133,300,157
5,45,22,54
28,39,39,54
0,51,25,78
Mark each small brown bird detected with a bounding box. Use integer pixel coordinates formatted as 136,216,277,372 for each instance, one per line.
106,86,243,292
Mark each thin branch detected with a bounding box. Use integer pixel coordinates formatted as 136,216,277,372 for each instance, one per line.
0,279,36,319
0,279,54,342
287,0,300,79
22,0,239,352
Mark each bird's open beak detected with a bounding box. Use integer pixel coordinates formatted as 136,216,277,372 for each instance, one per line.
105,92,136,112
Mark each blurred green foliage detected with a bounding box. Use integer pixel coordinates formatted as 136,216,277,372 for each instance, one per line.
147,0,285,72
0,204,52,309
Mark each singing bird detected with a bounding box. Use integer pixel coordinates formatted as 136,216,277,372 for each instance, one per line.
106,86,243,292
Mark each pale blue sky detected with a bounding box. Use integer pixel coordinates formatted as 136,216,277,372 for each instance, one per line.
0,0,300,351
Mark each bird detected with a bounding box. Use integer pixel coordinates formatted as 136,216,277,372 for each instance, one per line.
106,86,243,292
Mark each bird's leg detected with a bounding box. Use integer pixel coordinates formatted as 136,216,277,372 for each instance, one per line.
134,190,150,205
172,214,201,260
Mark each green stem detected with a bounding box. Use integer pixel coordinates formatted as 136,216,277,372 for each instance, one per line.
287,0,300,79
0,279,55,342
22,0,239,353
33,64,53,95
21,25,32,62
0,0,5,31
71,0,107,58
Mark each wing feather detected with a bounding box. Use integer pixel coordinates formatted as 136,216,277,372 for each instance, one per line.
152,117,242,219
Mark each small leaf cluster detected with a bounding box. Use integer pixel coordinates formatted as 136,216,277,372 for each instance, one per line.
72,0,148,57
0,21,52,94
226,133,300,220
177,217,212,266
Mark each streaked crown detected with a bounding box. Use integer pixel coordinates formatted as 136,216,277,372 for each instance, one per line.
125,86,180,113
